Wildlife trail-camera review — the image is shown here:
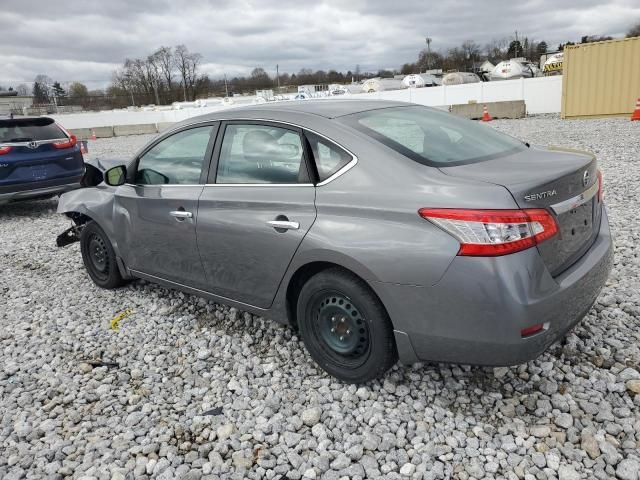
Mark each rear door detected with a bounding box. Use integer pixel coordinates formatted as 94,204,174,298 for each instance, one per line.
113,124,217,288
196,121,316,308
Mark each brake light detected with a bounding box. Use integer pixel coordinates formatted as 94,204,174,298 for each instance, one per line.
0,145,12,155
597,170,604,202
52,135,77,149
418,208,558,256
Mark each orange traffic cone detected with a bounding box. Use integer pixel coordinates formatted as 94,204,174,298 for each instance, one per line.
631,98,640,121
481,104,493,122
80,141,88,155
90,129,97,140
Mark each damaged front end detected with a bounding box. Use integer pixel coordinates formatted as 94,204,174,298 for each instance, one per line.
56,223,85,247
56,156,130,248
56,212,90,247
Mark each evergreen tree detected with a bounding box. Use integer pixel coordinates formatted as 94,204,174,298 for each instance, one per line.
507,40,523,58
32,81,49,104
537,41,548,55
52,82,66,99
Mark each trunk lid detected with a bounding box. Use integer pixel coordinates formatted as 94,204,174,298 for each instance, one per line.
439,145,603,276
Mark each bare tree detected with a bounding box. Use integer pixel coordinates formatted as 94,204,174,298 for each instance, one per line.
16,84,29,96
153,46,174,94
485,37,509,64
185,52,202,101
461,40,481,63
175,45,191,101
144,55,162,105
174,45,202,101
628,21,640,38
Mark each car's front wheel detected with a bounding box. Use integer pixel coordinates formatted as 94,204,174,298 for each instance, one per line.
80,221,125,289
297,268,398,383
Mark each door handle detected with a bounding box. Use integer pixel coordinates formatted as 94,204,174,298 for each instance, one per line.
169,210,193,220
267,220,299,230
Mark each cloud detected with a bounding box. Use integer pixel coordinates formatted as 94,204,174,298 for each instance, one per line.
1,0,638,89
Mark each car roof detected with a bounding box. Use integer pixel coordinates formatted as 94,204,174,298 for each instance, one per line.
193,99,412,122
0,116,54,125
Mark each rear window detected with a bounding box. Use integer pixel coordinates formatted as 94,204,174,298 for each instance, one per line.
306,132,352,181
339,105,526,166
0,118,65,143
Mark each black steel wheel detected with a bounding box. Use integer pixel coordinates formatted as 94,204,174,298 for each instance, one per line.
80,221,125,289
312,292,371,368
87,233,109,280
297,268,397,383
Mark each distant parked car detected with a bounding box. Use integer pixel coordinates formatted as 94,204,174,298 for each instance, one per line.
0,116,84,203
57,100,612,383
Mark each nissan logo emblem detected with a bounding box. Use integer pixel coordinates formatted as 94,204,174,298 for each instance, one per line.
582,170,590,187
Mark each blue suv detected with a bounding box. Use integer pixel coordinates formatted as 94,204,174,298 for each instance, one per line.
0,116,84,203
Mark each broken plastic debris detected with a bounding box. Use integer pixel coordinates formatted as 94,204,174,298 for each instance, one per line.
110,308,134,331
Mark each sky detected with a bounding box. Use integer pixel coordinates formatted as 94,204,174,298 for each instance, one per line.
1,0,638,90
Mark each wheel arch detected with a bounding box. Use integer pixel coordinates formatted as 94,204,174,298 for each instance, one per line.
284,259,390,332
57,188,131,279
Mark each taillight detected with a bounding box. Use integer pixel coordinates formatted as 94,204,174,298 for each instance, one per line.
52,134,77,149
597,170,604,202
0,145,12,155
418,208,558,256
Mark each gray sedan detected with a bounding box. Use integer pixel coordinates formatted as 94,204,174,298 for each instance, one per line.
57,100,613,383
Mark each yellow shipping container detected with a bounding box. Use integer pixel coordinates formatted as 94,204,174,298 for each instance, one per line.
561,36,640,119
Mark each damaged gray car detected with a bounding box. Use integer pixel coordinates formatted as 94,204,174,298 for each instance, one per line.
57,100,613,383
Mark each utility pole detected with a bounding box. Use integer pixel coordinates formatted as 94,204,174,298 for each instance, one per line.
276,64,280,91
224,74,229,98
425,37,432,71
515,30,520,58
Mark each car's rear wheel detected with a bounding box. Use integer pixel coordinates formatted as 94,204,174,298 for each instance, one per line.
297,268,398,383
80,221,125,289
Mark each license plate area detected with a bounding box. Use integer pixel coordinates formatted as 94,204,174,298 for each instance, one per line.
557,198,594,251
30,166,48,180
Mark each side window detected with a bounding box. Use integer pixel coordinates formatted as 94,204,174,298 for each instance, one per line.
136,126,213,185
306,132,353,182
216,124,305,184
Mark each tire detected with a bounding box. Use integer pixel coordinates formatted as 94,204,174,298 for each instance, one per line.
80,221,125,289
296,268,398,383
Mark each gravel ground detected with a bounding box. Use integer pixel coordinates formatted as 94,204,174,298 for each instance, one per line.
1,117,639,480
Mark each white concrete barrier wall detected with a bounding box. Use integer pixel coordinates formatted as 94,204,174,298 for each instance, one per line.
364,76,562,115
50,76,562,130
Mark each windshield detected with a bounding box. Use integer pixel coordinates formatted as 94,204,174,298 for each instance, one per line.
339,105,526,166
0,118,65,143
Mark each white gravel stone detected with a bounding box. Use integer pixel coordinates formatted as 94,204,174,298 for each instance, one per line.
301,406,322,426
618,367,640,381
558,465,580,480
554,413,573,429
303,468,317,479
400,463,416,476
616,458,640,480
1,119,639,478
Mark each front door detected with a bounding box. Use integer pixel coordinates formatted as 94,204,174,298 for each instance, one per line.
113,124,217,288
196,121,317,308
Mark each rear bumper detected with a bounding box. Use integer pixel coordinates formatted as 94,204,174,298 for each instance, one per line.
0,176,83,202
376,207,614,366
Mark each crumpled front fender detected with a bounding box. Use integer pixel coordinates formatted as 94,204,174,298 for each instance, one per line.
57,186,120,255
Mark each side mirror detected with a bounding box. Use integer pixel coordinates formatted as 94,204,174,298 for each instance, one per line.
105,165,127,186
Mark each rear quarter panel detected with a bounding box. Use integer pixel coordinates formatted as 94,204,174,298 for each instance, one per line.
293,129,522,287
